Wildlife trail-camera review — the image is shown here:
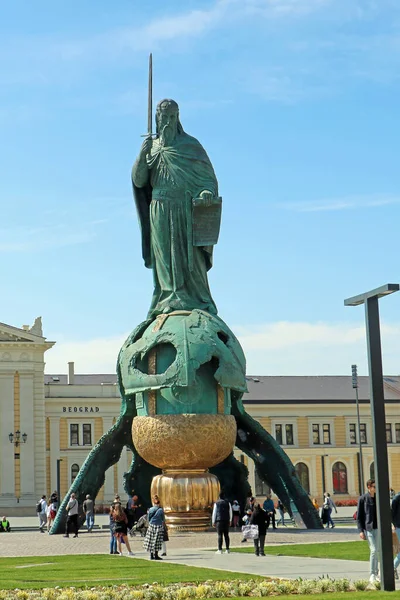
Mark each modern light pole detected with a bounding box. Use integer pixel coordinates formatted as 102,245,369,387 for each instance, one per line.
351,364,364,494
344,283,399,592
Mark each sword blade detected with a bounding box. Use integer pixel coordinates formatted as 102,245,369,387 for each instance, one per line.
147,53,153,135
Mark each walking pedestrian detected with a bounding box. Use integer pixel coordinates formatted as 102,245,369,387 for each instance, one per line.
323,492,337,528
276,499,286,527
83,494,95,532
46,497,57,533
64,492,79,538
144,494,165,560
232,500,241,529
36,495,47,533
263,495,276,530
212,492,232,554
249,503,269,556
111,503,134,556
391,489,400,579
357,478,380,584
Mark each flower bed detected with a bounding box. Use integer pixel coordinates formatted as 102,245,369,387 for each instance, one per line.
0,578,377,599
335,499,358,507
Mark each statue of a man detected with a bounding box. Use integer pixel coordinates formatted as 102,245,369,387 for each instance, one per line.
132,99,219,319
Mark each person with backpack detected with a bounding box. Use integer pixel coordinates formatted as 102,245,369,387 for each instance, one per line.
323,492,337,529
64,493,79,538
212,492,233,554
36,495,47,533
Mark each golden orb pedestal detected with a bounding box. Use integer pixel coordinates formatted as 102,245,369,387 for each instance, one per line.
151,469,220,531
132,413,237,531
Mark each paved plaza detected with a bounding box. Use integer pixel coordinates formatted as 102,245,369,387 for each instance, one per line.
2,523,399,588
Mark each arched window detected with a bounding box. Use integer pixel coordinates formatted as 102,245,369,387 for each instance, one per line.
295,462,310,494
370,462,375,480
332,461,348,494
71,463,80,483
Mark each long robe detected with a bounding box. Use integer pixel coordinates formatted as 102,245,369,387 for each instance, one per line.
132,132,219,319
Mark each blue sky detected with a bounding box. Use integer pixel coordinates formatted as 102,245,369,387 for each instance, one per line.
2,0,400,375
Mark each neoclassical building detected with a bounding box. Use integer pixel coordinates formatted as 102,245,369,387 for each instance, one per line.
1,318,399,512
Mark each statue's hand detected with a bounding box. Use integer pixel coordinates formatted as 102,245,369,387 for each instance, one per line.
199,190,214,207
140,135,153,159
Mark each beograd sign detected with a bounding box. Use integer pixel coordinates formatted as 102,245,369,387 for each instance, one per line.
62,406,100,413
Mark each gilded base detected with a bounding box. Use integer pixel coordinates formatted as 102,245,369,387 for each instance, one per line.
151,469,220,531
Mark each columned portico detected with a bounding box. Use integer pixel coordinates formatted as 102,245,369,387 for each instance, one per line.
0,318,54,509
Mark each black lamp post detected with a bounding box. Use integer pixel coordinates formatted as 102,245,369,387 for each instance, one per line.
8,430,28,447
344,283,399,592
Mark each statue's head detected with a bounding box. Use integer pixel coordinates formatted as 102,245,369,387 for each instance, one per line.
156,98,183,143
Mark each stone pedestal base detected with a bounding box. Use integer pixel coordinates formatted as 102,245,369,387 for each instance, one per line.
151,469,220,531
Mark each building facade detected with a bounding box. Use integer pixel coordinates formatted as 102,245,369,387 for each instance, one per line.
1,319,399,512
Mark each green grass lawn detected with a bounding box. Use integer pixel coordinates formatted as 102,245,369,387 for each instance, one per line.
0,555,260,590
231,541,370,561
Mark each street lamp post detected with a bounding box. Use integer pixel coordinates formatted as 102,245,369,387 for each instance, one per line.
351,364,364,494
9,430,28,448
344,283,399,592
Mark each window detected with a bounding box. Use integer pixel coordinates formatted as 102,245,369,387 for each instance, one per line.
332,461,348,494
285,424,294,445
323,424,331,445
386,423,393,443
69,423,92,447
349,423,367,444
70,424,79,446
396,424,400,444
254,470,270,496
312,423,331,445
295,462,310,494
360,424,367,444
71,463,79,483
275,424,283,445
370,462,375,480
274,423,294,445
83,424,92,446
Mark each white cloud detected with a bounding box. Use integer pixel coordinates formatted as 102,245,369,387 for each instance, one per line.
45,334,128,374
44,320,400,377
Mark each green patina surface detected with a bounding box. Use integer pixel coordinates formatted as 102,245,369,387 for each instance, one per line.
51,96,322,534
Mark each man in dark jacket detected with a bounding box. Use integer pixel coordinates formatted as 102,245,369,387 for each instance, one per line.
357,479,379,583
392,490,400,579
212,492,232,554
